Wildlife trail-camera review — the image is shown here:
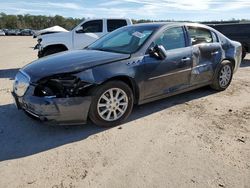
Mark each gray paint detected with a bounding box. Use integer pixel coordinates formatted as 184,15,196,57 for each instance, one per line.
13,22,242,125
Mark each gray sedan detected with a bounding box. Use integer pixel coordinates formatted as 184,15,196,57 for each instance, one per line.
12,22,242,127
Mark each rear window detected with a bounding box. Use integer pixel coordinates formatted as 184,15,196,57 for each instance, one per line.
107,19,127,32
188,27,213,45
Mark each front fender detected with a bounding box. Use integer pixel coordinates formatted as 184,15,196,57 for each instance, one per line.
74,58,143,103
40,32,72,50
74,57,143,85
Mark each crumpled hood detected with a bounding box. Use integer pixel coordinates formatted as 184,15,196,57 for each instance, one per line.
22,50,130,82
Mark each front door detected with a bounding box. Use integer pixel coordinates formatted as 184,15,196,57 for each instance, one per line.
143,27,193,99
73,20,105,50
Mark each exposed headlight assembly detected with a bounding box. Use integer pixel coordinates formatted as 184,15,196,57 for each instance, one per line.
34,75,92,98
13,71,30,97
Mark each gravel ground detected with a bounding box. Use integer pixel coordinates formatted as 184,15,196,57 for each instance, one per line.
0,36,249,188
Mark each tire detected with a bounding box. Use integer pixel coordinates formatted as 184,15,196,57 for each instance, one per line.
42,47,66,57
89,81,134,127
210,61,233,91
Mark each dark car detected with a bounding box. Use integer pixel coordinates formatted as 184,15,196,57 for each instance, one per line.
208,23,250,59
5,29,19,36
0,29,5,36
19,29,34,36
12,22,242,127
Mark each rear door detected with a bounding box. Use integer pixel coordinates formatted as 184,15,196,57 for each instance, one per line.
143,26,193,98
106,19,128,32
187,26,223,85
73,19,104,49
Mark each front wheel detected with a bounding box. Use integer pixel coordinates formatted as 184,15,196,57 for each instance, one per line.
42,47,66,57
210,61,233,91
89,81,134,127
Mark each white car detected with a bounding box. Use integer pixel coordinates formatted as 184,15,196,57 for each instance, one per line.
33,26,68,38
0,30,5,36
36,18,132,57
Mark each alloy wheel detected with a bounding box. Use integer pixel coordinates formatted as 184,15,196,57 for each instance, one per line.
219,65,232,87
97,88,128,121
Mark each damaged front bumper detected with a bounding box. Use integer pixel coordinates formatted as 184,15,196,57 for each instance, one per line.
12,86,92,125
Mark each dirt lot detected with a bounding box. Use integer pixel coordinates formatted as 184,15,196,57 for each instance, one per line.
0,36,249,188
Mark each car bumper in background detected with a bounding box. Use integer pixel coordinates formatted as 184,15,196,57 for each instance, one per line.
12,86,92,125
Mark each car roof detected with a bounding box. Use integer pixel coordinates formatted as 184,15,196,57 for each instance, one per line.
134,22,181,27
134,22,213,29
133,22,220,35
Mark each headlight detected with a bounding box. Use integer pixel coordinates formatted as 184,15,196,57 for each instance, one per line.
13,71,30,97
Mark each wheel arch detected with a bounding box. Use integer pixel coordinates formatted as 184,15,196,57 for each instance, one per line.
213,58,235,80
43,44,68,52
222,58,235,69
103,75,140,104
210,59,234,91
39,44,69,57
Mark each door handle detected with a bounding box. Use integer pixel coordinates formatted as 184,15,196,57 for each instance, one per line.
181,57,191,62
211,51,219,55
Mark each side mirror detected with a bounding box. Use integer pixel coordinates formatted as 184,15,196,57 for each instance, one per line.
75,27,84,33
148,45,167,60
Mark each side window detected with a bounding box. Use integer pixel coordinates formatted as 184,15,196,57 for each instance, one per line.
155,27,185,50
107,19,127,32
188,27,213,45
80,20,103,33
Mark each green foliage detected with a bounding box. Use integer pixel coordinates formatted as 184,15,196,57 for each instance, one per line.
133,18,250,24
1,12,249,30
0,13,82,30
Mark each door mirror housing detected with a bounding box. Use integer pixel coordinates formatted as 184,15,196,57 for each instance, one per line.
76,28,82,33
148,45,167,60
75,27,84,33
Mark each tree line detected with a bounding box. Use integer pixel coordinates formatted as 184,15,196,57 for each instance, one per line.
1,12,249,30
0,13,82,30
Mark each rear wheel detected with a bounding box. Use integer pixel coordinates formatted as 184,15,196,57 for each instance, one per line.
210,61,233,91
89,81,134,127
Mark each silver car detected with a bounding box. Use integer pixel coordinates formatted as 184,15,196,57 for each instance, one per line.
0,30,5,36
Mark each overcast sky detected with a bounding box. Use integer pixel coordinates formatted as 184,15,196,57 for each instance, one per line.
0,0,250,21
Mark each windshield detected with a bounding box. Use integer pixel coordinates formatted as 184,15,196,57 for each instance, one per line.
88,25,159,54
